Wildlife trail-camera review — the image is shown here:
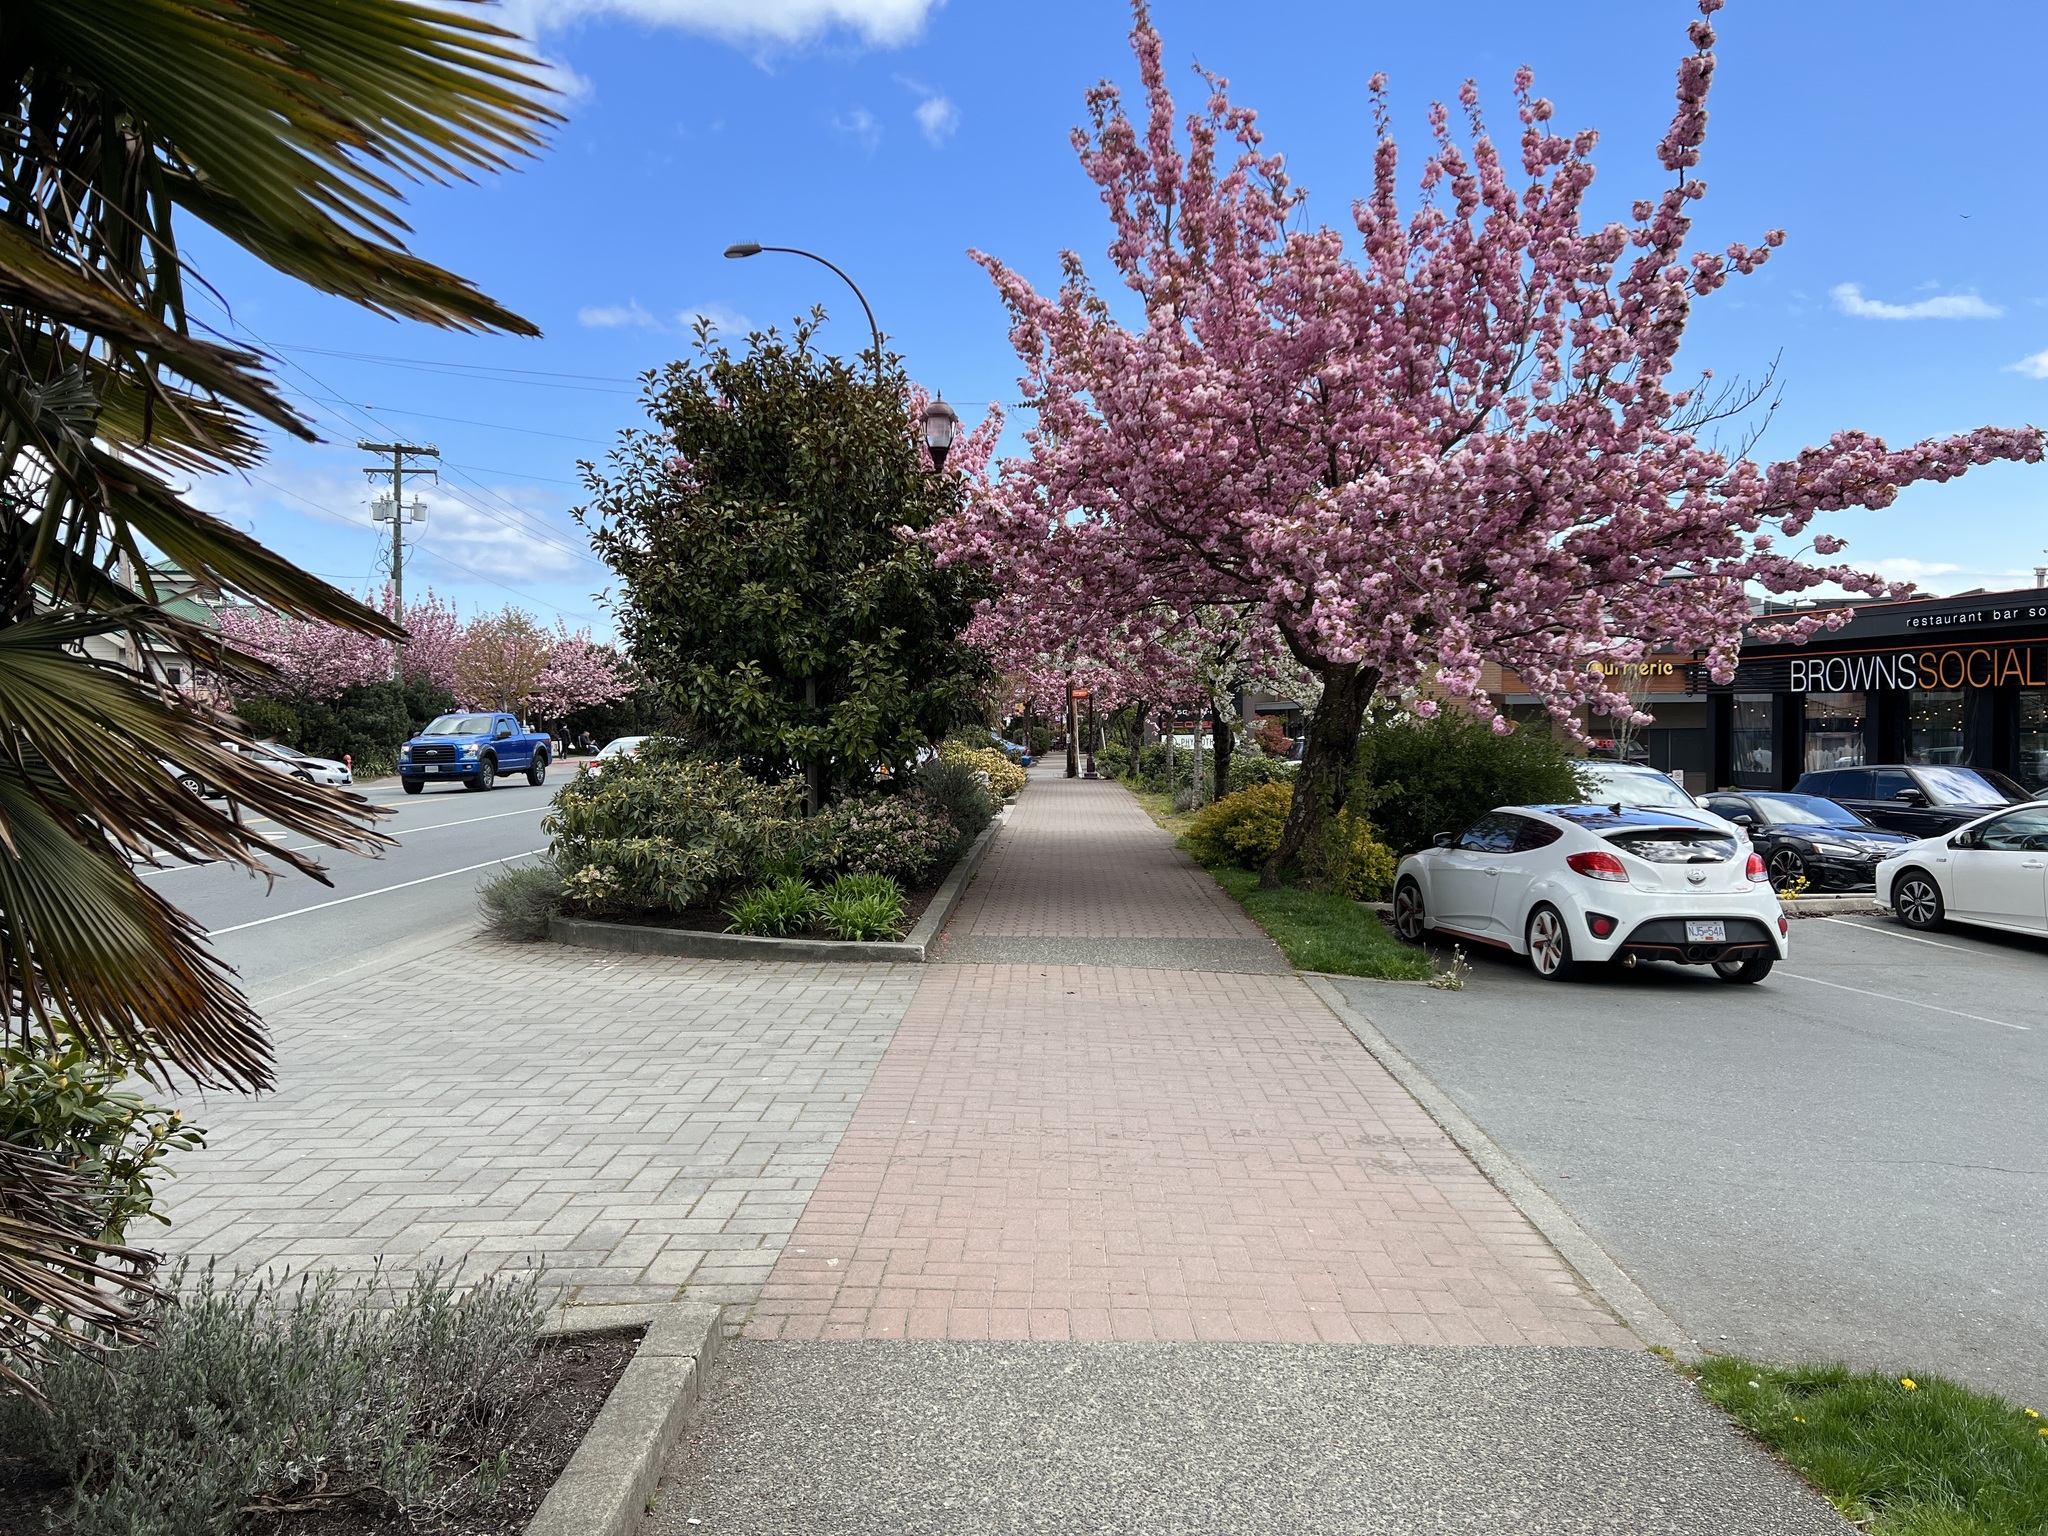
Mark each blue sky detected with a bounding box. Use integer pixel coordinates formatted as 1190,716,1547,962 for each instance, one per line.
187,0,2048,636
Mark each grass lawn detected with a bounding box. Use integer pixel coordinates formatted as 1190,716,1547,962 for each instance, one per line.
1207,864,1434,981
1694,1356,2048,1534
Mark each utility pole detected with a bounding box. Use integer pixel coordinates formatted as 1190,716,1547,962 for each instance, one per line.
359,441,436,677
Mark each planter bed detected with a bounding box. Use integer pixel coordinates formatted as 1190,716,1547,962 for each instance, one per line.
550,810,1004,963
0,1333,636,1536
597,867,948,938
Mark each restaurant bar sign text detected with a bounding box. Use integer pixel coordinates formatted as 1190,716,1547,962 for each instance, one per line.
1786,645,2048,693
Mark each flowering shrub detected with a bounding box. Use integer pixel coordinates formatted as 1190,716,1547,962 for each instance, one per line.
545,744,801,915
804,794,958,886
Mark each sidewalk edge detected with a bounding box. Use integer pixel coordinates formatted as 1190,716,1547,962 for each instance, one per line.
1302,973,1701,1362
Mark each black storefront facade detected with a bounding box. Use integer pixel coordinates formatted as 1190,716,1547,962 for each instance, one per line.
1698,586,2048,795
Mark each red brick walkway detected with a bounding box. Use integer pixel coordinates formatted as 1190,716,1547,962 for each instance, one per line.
747,774,1628,1347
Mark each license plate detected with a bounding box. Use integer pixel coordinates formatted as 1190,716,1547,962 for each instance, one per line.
434,764,456,774
1686,920,1726,943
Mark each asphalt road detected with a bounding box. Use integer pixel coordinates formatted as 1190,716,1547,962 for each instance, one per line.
1335,914,2048,1408
145,775,556,997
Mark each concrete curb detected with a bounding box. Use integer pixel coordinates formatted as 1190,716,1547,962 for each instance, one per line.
546,807,1006,964
527,1300,724,1536
1780,894,1883,917
1301,974,1701,1363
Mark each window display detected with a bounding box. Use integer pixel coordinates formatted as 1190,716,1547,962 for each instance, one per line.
1803,692,1865,774
1906,690,1966,766
1731,693,1773,779
2021,691,2048,794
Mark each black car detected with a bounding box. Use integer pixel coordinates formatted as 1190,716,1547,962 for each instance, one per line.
1789,764,2032,837
1701,791,1911,891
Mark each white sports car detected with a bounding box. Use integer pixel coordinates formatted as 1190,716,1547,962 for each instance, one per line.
1391,804,1788,983
1876,801,2048,937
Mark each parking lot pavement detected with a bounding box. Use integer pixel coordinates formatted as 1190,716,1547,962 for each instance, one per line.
1333,914,2048,1407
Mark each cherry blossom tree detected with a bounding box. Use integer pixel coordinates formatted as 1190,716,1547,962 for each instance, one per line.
945,0,2045,885
529,624,633,721
214,585,462,698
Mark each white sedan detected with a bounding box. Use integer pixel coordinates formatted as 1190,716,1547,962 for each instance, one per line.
1391,804,1788,983
1877,802,2048,936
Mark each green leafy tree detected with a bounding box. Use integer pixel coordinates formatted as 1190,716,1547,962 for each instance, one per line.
580,318,993,810
1354,707,1591,856
0,0,554,1381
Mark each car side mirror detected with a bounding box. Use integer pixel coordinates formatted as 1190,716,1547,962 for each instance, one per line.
1892,788,1926,805
1727,812,1755,827
1433,832,1454,848
1948,830,1978,850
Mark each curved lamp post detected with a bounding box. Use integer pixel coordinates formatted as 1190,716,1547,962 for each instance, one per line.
724,242,883,382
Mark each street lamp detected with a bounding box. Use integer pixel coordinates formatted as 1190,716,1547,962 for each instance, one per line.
920,395,961,472
724,241,883,382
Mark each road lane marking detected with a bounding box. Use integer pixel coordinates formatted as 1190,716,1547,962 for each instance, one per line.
137,805,549,878
203,850,547,935
1776,971,2029,1031
1815,916,1981,954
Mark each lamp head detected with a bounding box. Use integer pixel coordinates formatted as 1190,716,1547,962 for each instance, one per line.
920,395,962,470
724,241,763,259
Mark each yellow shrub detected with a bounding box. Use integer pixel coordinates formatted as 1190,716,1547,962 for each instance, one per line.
1185,781,1294,867
940,739,1026,799
1188,783,1397,897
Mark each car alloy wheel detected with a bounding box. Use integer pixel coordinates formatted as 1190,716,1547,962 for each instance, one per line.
1768,848,1807,888
1892,871,1944,930
1393,878,1426,942
1526,905,1580,980
527,753,548,787
468,759,496,792
176,772,205,797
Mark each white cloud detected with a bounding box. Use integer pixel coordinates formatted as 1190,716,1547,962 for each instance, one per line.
412,490,588,581
577,300,656,328
1830,282,2001,321
832,107,881,149
2008,347,2048,379
504,0,940,48
677,302,751,334
913,93,958,145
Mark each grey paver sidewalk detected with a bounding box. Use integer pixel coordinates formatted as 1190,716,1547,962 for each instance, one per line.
649,771,1850,1533
162,944,921,1307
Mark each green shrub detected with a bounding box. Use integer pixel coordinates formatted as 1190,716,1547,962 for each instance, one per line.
822,873,908,940
1306,808,1399,900
1355,706,1590,854
1227,752,1296,791
1094,743,1133,779
803,795,958,886
1185,782,1296,867
546,744,801,915
725,875,825,936
0,1021,203,1252
476,861,563,942
231,678,459,779
915,756,996,841
0,1266,546,1535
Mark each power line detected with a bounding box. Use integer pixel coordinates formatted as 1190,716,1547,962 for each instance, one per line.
271,342,637,387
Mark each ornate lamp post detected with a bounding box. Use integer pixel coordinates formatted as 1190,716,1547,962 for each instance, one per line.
919,395,960,471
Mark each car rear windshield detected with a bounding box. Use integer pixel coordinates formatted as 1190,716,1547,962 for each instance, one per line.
1606,829,1740,864
422,715,494,736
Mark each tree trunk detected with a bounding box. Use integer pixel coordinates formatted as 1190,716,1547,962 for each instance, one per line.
1210,707,1234,804
804,675,824,815
1065,683,1080,778
1260,661,1377,888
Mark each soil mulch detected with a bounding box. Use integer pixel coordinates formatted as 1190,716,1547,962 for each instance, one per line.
606,864,951,940
0,1330,637,1536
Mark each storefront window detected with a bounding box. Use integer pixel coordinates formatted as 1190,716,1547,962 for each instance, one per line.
1730,694,1773,778
1803,692,1866,773
2021,692,2048,794
1905,691,1967,766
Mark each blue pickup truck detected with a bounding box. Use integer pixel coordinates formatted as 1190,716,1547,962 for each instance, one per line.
399,712,551,794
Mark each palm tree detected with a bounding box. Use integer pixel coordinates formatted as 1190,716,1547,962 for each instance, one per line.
0,0,556,1386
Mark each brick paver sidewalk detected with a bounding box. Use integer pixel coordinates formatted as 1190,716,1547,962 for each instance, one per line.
747,772,1628,1345
162,945,920,1308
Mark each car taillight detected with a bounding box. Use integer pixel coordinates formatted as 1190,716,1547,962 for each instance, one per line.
1566,851,1630,882
1746,852,1768,883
